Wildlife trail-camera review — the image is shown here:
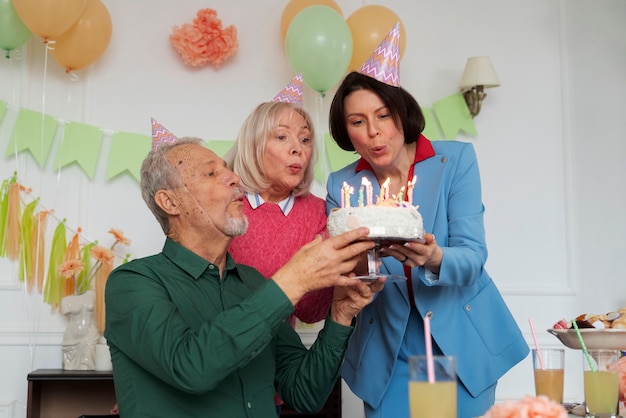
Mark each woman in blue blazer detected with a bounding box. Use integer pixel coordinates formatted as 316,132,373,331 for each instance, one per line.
325,72,529,418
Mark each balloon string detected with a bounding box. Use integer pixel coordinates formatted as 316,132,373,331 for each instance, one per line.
316,93,329,180
42,42,56,208
23,39,55,372
9,54,20,176
8,47,34,369
30,41,53,369
63,80,89,240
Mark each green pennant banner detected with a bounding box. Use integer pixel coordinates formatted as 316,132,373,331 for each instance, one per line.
205,140,234,158
432,93,477,139
6,109,58,166
54,122,103,179
0,95,480,185
422,107,443,141
106,132,150,182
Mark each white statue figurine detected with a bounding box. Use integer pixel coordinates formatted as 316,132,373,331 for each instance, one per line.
61,290,100,370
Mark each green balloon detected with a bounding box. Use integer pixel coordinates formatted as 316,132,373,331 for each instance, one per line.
285,5,353,94
0,0,32,57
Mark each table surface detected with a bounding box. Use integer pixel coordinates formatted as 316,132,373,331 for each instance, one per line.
28,369,113,380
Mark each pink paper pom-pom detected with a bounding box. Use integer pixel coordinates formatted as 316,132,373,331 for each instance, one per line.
170,8,238,68
484,396,568,418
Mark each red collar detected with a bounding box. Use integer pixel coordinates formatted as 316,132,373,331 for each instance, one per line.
355,134,435,172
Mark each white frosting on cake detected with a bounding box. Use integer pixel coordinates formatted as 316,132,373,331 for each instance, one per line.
327,204,425,241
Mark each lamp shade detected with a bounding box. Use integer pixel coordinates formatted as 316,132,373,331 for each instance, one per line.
459,56,500,90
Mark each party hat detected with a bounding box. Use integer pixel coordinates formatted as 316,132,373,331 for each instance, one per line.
151,117,178,150
271,73,304,105
359,22,401,87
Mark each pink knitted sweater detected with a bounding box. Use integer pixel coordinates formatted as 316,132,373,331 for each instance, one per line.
228,194,334,325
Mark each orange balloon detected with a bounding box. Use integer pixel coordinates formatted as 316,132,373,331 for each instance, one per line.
12,0,86,42
280,0,342,41
51,0,112,72
346,6,406,72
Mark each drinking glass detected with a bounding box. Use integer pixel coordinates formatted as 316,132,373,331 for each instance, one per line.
532,348,564,404
408,355,457,418
582,349,620,417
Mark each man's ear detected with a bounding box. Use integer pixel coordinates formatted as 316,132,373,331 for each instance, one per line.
155,189,180,215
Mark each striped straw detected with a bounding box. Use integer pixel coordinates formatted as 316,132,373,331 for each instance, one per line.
572,319,595,371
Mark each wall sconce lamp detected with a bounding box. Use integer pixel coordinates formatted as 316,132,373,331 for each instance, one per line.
459,56,500,118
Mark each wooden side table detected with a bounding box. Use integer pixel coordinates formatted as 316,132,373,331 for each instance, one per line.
26,369,341,418
27,369,117,418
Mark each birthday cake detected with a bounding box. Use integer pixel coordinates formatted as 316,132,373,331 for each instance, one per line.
328,178,425,242
327,201,425,242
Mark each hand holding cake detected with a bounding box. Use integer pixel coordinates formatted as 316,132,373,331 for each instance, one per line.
385,232,443,275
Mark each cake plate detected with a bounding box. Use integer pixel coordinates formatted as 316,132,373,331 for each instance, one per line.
352,237,424,282
547,328,626,350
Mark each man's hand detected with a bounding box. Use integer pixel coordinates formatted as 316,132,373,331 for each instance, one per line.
272,227,375,306
330,278,386,326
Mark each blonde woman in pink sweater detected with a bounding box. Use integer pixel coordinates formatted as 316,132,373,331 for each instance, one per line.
225,100,335,416
225,100,333,326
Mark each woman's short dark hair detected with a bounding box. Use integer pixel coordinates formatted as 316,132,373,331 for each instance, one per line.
329,72,426,152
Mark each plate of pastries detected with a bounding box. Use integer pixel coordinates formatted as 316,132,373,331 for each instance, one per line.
547,307,626,350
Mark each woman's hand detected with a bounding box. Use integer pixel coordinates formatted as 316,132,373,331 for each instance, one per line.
383,233,443,275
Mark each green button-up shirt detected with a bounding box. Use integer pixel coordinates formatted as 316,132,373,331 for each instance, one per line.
104,238,353,418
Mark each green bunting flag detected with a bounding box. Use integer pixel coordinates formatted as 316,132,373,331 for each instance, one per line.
6,109,58,166
106,132,150,182
432,93,477,139
422,107,442,141
54,122,103,179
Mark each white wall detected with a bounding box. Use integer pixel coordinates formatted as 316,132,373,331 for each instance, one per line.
0,1,624,417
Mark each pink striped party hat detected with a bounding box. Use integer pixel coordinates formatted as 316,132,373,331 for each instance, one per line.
271,73,304,105
151,117,178,150
359,22,401,87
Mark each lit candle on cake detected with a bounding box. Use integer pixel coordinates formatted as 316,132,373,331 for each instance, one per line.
358,185,364,207
397,186,405,202
407,175,417,205
381,178,390,201
341,182,353,208
362,177,373,206
348,185,354,207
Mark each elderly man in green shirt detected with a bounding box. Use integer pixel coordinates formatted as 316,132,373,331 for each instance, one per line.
105,137,384,418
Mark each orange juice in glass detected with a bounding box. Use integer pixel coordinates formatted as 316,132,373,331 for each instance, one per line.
532,348,564,404
408,355,456,418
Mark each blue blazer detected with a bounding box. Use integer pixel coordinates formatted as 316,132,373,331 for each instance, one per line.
326,140,529,408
